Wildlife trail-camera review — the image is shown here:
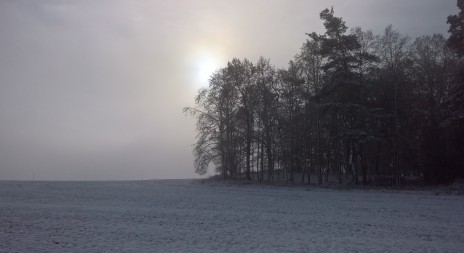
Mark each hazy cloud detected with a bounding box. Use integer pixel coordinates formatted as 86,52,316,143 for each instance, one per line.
0,0,457,180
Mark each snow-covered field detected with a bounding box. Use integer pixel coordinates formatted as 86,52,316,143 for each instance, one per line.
1,180,463,253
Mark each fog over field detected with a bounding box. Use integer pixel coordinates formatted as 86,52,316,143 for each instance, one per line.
1,1,464,252
0,0,457,180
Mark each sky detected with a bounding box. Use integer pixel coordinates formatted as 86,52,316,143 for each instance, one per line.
0,0,458,180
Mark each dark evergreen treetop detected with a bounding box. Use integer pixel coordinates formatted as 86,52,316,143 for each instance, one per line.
447,0,464,57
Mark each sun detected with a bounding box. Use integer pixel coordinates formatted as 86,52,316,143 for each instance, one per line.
188,45,227,90
196,55,221,89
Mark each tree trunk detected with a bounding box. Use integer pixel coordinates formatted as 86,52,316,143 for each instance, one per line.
317,104,322,185
337,120,342,184
261,132,265,181
362,144,367,185
245,111,252,180
393,79,401,185
266,125,274,182
349,143,358,184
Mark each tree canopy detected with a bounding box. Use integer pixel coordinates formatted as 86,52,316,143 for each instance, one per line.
186,4,464,185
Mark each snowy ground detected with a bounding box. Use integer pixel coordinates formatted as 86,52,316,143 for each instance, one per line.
1,180,463,253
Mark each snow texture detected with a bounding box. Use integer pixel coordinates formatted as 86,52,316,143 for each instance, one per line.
1,180,463,252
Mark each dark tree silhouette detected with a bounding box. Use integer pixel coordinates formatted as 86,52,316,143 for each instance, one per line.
446,0,464,179
186,4,464,185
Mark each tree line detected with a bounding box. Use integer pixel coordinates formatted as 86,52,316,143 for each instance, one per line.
185,3,464,185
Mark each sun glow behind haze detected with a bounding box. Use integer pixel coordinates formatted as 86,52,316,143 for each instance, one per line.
0,0,457,180
190,47,227,90
197,56,219,87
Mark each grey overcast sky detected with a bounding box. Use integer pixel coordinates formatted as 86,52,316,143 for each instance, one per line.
0,0,458,180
